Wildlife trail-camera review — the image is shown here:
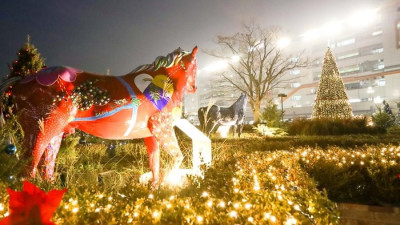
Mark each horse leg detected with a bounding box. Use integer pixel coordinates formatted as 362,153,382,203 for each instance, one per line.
143,136,160,187
149,112,183,171
42,132,64,181
232,125,237,138
207,120,218,136
29,106,74,180
238,124,244,138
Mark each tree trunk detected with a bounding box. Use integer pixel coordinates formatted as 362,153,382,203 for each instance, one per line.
250,99,261,124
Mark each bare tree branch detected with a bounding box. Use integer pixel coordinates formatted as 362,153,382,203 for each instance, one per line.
206,23,311,122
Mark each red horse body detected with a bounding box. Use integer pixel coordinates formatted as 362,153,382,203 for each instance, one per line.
6,47,198,186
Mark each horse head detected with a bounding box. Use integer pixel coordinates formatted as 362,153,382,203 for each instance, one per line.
166,46,198,94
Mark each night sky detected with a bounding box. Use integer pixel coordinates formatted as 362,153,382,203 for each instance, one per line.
0,0,382,79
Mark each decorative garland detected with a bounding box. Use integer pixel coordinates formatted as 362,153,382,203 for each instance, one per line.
69,80,111,111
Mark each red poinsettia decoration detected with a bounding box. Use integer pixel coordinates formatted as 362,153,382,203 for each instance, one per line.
0,181,67,225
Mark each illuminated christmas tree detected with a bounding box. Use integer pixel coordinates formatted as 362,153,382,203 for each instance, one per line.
2,35,45,119
312,48,353,119
8,35,45,78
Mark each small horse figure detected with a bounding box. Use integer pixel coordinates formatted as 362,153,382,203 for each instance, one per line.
1,46,198,187
198,93,247,137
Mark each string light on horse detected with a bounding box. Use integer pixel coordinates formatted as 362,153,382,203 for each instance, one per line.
1,46,198,188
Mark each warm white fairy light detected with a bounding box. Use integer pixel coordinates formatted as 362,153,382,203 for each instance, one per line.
152,211,160,219
245,203,252,210
229,210,238,218
248,217,254,222
206,200,213,207
196,216,203,223
218,201,226,208
0,203,3,211
201,191,209,197
233,202,240,209
72,207,79,213
285,217,297,225
148,194,154,199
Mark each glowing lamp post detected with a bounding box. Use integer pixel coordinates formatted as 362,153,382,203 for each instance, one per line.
278,93,287,123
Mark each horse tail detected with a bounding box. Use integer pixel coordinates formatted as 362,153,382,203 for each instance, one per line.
198,107,205,132
0,76,21,93
0,76,22,127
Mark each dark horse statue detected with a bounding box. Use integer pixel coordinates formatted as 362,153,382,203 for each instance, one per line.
198,93,247,137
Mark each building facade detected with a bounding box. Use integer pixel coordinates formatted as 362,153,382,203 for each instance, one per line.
185,0,400,123
282,0,400,119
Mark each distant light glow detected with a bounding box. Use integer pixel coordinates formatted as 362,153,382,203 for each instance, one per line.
323,20,342,37
216,125,231,138
277,37,291,48
348,8,378,28
374,96,383,104
231,55,240,62
203,60,228,73
349,98,361,103
302,29,320,41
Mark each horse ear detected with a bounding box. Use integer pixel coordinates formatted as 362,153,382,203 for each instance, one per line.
191,46,198,57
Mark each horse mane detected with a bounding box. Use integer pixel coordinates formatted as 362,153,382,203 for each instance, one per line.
129,48,191,74
230,93,247,108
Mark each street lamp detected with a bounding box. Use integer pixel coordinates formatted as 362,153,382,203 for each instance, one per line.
278,93,287,123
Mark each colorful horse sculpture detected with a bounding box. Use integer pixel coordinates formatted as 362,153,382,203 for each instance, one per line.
198,93,247,137
1,46,198,187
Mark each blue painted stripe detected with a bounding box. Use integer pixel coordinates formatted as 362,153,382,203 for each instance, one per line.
73,104,135,122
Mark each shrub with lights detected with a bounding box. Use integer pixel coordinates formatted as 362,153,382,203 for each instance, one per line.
0,134,400,223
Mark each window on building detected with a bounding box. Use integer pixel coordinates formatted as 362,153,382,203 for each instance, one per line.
373,60,384,70
397,21,400,48
339,64,360,76
345,82,361,90
376,78,386,86
313,72,321,81
359,43,383,56
290,69,300,75
372,30,382,36
337,51,359,60
370,47,383,54
337,38,355,47
292,95,301,101
291,82,301,88
360,59,384,72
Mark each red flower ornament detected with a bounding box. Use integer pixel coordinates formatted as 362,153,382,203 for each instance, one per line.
0,181,67,225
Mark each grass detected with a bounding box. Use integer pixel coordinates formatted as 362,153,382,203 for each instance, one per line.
0,132,399,224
